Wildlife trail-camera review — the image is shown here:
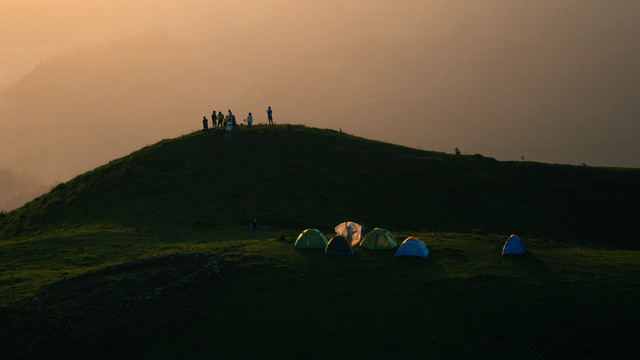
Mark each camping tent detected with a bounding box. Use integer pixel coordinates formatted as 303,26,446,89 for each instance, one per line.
334,221,362,246
502,234,526,255
325,235,354,255
359,228,397,249
294,229,329,249
395,237,429,258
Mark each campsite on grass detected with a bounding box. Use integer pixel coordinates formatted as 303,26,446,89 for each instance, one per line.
1,125,639,359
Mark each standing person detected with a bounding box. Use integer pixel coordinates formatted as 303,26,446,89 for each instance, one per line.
211,110,217,128
247,112,253,131
267,106,273,125
202,116,210,133
228,109,233,122
217,111,224,128
250,218,258,237
224,116,233,140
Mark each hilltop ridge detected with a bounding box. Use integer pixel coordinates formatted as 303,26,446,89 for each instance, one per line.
1,125,638,248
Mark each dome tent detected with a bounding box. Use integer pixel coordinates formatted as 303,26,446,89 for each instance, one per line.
395,237,429,259
294,229,328,249
502,234,526,255
334,221,363,247
359,228,397,249
325,235,354,256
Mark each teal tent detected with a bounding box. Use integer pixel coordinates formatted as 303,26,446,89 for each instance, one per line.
294,229,328,249
359,228,397,249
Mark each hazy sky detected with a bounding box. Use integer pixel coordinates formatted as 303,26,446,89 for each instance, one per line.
1,0,639,211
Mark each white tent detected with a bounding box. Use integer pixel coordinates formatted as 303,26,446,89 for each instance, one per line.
335,221,363,246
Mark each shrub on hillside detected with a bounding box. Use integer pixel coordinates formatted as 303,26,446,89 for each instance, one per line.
276,231,288,243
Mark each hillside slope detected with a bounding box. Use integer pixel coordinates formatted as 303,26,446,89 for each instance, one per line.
1,125,638,248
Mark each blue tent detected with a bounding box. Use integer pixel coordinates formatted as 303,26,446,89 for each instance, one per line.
395,237,429,259
502,234,526,255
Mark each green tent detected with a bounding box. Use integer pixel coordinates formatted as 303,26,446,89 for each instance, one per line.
294,228,329,249
359,228,397,249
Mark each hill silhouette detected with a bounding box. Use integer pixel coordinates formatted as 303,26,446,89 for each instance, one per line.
1,125,638,248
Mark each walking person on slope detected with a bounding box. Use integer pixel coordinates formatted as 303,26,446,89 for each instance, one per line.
250,218,258,237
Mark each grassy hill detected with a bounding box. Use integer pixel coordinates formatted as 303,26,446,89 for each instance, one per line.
1,125,639,359
1,124,638,246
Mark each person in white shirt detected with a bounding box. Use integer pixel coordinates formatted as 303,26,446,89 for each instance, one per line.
225,117,233,140
247,112,253,131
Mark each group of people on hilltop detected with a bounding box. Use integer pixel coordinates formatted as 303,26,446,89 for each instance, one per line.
201,106,274,140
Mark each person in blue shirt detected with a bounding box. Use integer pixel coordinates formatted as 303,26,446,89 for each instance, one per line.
267,106,273,125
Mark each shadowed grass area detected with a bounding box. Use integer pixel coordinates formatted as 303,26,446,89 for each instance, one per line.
1,227,639,359
1,230,638,359
0,125,639,359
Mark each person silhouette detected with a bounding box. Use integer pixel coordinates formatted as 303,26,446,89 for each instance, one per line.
217,111,224,128
247,112,253,131
202,116,210,133
211,110,217,128
225,116,233,140
250,218,258,237
267,106,273,125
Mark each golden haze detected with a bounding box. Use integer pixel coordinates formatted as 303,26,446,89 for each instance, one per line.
1,0,639,210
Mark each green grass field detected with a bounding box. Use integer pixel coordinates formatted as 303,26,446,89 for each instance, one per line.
1,125,639,359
